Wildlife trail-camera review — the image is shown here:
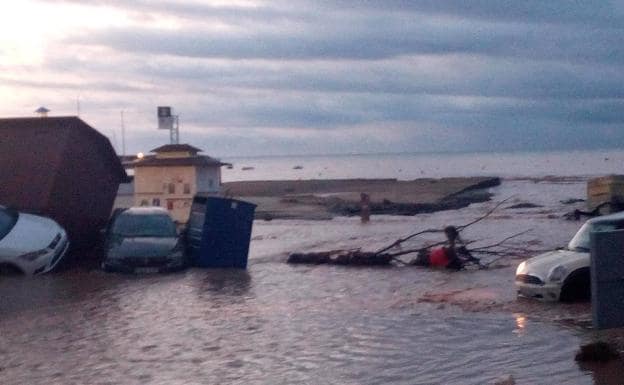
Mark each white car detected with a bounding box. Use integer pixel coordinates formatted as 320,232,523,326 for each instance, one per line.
0,206,70,275
515,211,624,301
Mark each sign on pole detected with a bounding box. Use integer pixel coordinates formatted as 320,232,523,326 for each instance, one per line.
158,106,174,130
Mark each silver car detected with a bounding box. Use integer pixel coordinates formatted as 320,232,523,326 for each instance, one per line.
101,207,185,273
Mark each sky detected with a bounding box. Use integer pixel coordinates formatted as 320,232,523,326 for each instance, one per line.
1,0,623,157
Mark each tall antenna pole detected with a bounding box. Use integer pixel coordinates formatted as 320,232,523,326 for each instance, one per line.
120,110,126,156
111,130,118,153
171,115,179,144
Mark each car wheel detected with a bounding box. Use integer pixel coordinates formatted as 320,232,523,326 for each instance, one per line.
560,268,591,302
0,264,24,275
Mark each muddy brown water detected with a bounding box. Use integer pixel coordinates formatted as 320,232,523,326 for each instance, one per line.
0,261,610,385
2,179,621,385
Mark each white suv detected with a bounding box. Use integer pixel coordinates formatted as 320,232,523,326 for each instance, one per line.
0,206,70,275
515,211,624,301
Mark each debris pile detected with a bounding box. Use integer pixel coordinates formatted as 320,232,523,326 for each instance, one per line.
287,197,545,269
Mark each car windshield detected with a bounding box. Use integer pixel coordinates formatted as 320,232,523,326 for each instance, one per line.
111,213,177,238
567,221,622,251
0,208,18,241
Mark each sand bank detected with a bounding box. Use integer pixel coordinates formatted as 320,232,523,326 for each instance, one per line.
223,176,500,220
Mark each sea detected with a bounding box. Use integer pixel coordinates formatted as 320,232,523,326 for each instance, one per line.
221,149,624,182
2,149,624,384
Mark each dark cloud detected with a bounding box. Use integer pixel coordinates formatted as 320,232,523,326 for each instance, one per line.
50,0,308,23
320,1,624,26
136,57,624,100
72,20,624,64
52,0,624,28
0,76,148,93
6,0,624,155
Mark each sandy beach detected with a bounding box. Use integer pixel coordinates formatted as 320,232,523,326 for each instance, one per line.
223,176,501,219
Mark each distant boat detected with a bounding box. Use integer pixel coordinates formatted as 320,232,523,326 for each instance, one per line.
293,165,303,170
242,166,255,171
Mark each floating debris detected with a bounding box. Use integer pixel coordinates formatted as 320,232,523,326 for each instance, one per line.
493,375,515,385
287,250,393,266
560,198,585,205
286,197,537,269
575,341,620,362
506,203,543,209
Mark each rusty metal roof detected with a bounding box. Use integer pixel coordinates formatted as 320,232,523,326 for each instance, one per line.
0,116,130,251
0,116,128,182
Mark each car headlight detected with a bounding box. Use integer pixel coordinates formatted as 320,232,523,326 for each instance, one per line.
548,265,567,282
516,261,527,275
20,249,49,261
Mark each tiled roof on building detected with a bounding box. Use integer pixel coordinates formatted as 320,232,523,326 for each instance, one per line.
133,155,229,168
150,144,202,153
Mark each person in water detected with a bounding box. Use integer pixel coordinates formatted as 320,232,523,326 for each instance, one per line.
414,226,480,269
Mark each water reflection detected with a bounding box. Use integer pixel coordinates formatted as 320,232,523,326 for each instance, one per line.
0,270,123,318
514,314,527,335
198,268,252,297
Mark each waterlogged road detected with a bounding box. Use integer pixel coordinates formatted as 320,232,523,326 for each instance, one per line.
0,180,620,384
0,263,601,385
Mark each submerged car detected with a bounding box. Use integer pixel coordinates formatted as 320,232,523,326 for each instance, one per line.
515,211,624,301
102,207,185,273
0,206,70,275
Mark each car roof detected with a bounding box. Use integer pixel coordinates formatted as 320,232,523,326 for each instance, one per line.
121,206,171,216
587,210,624,224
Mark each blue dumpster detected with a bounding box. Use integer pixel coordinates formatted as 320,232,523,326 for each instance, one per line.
187,196,256,268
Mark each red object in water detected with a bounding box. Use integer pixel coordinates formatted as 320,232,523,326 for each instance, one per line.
429,247,449,267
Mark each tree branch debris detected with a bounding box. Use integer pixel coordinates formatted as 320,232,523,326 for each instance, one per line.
287,197,543,269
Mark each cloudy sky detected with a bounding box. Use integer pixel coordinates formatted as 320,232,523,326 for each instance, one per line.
1,1,623,156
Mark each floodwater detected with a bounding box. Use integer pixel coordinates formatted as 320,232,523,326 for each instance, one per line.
0,265,602,385
1,179,622,384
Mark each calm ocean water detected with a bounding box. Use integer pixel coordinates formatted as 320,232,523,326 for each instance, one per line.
222,149,624,182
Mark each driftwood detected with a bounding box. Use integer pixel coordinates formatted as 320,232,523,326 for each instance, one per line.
564,201,624,221
287,197,541,268
287,250,393,266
